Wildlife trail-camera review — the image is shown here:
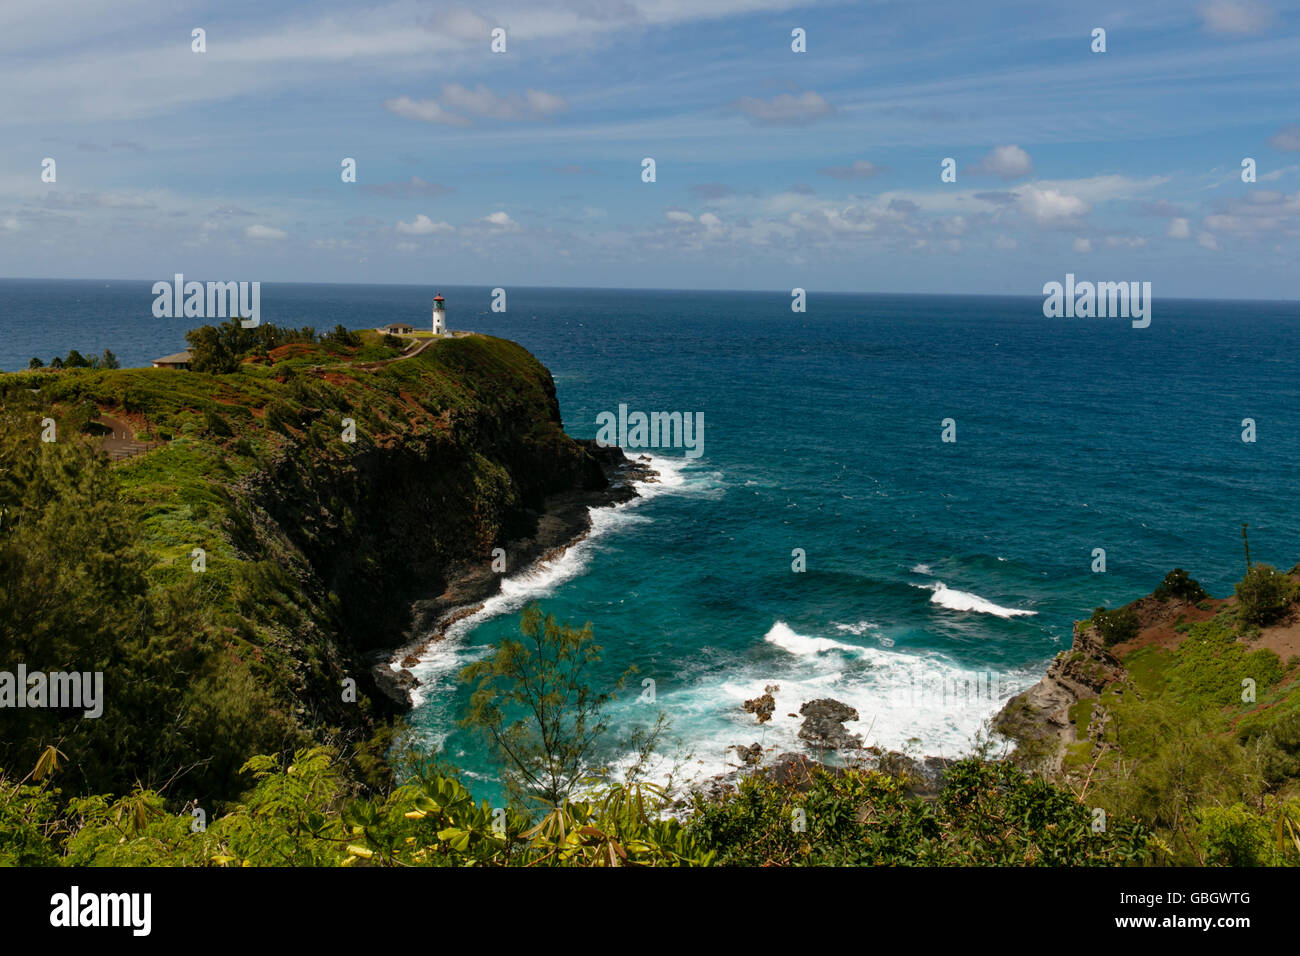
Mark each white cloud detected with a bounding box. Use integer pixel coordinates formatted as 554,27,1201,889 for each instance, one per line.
1018,186,1088,222
1104,235,1148,248
384,95,473,127
1268,124,1300,152
1260,164,1300,181
1,217,18,230
733,91,834,126
1199,0,1272,35
1198,191,1300,238
972,145,1033,180
396,214,453,235
428,5,499,41
1197,231,1220,250
388,84,568,126
1030,175,1169,204
442,83,568,120
993,236,1017,250
665,209,694,223
245,224,286,240
483,210,520,230
1167,217,1192,238
1072,237,1092,253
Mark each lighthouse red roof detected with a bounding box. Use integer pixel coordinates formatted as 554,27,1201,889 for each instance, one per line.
433,294,445,301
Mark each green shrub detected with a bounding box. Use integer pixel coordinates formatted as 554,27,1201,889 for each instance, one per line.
203,409,232,437
1092,605,1139,646
687,758,1150,866
1197,804,1278,866
1236,564,1292,626
263,401,293,433
1154,568,1208,603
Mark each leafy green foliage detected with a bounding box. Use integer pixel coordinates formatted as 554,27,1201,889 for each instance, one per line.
29,348,120,370
0,777,66,866
0,744,1164,868
3,746,713,867
1078,600,1300,866
687,759,1150,866
321,324,361,348
1154,568,1208,603
1196,801,1300,867
1235,564,1293,626
460,605,633,808
1165,616,1283,708
0,417,214,796
1091,604,1140,646
185,319,318,373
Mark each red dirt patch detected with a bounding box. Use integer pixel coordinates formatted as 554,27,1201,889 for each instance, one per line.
1246,610,1300,662
1111,595,1222,655
268,343,316,362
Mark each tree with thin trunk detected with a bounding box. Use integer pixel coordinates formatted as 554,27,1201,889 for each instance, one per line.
460,604,631,810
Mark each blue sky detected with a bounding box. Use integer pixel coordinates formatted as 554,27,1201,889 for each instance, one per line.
2,0,1298,297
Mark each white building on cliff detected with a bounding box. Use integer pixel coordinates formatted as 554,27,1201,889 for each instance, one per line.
432,294,446,334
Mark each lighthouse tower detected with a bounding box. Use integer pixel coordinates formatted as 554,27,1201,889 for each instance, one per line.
431,294,446,335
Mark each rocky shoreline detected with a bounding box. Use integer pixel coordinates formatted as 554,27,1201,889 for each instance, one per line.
693,692,953,804
990,591,1213,777
992,619,1124,775
371,440,658,707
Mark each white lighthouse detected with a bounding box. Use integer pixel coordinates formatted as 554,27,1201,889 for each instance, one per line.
432,293,446,335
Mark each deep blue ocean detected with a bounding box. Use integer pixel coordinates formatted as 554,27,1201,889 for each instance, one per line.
5,279,1298,797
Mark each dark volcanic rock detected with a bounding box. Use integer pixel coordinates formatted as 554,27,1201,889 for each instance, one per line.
769,752,820,789
382,446,655,706
370,656,418,705
743,687,778,724
797,698,862,750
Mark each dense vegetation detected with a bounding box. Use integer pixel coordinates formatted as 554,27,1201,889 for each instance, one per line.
183,319,361,373
28,348,119,370
1031,569,1300,866
0,324,606,804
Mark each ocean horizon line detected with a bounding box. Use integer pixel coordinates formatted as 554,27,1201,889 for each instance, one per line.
0,275,1295,307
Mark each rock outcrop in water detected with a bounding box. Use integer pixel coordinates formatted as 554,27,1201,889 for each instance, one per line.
797,698,863,750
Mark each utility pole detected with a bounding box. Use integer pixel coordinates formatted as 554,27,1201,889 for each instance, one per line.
1241,523,1252,572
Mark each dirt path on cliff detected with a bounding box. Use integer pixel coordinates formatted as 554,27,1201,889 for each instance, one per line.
351,332,480,372
353,336,438,371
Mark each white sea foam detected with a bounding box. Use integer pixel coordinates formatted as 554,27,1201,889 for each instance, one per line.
766,621,871,657
910,563,933,574
915,581,1037,618
603,620,1038,794
833,620,880,637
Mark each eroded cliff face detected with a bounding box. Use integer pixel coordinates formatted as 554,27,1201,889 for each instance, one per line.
994,623,1125,775
244,400,607,654
213,336,630,742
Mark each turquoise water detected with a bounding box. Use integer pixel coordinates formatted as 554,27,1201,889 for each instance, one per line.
5,281,1298,797
399,288,1300,796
